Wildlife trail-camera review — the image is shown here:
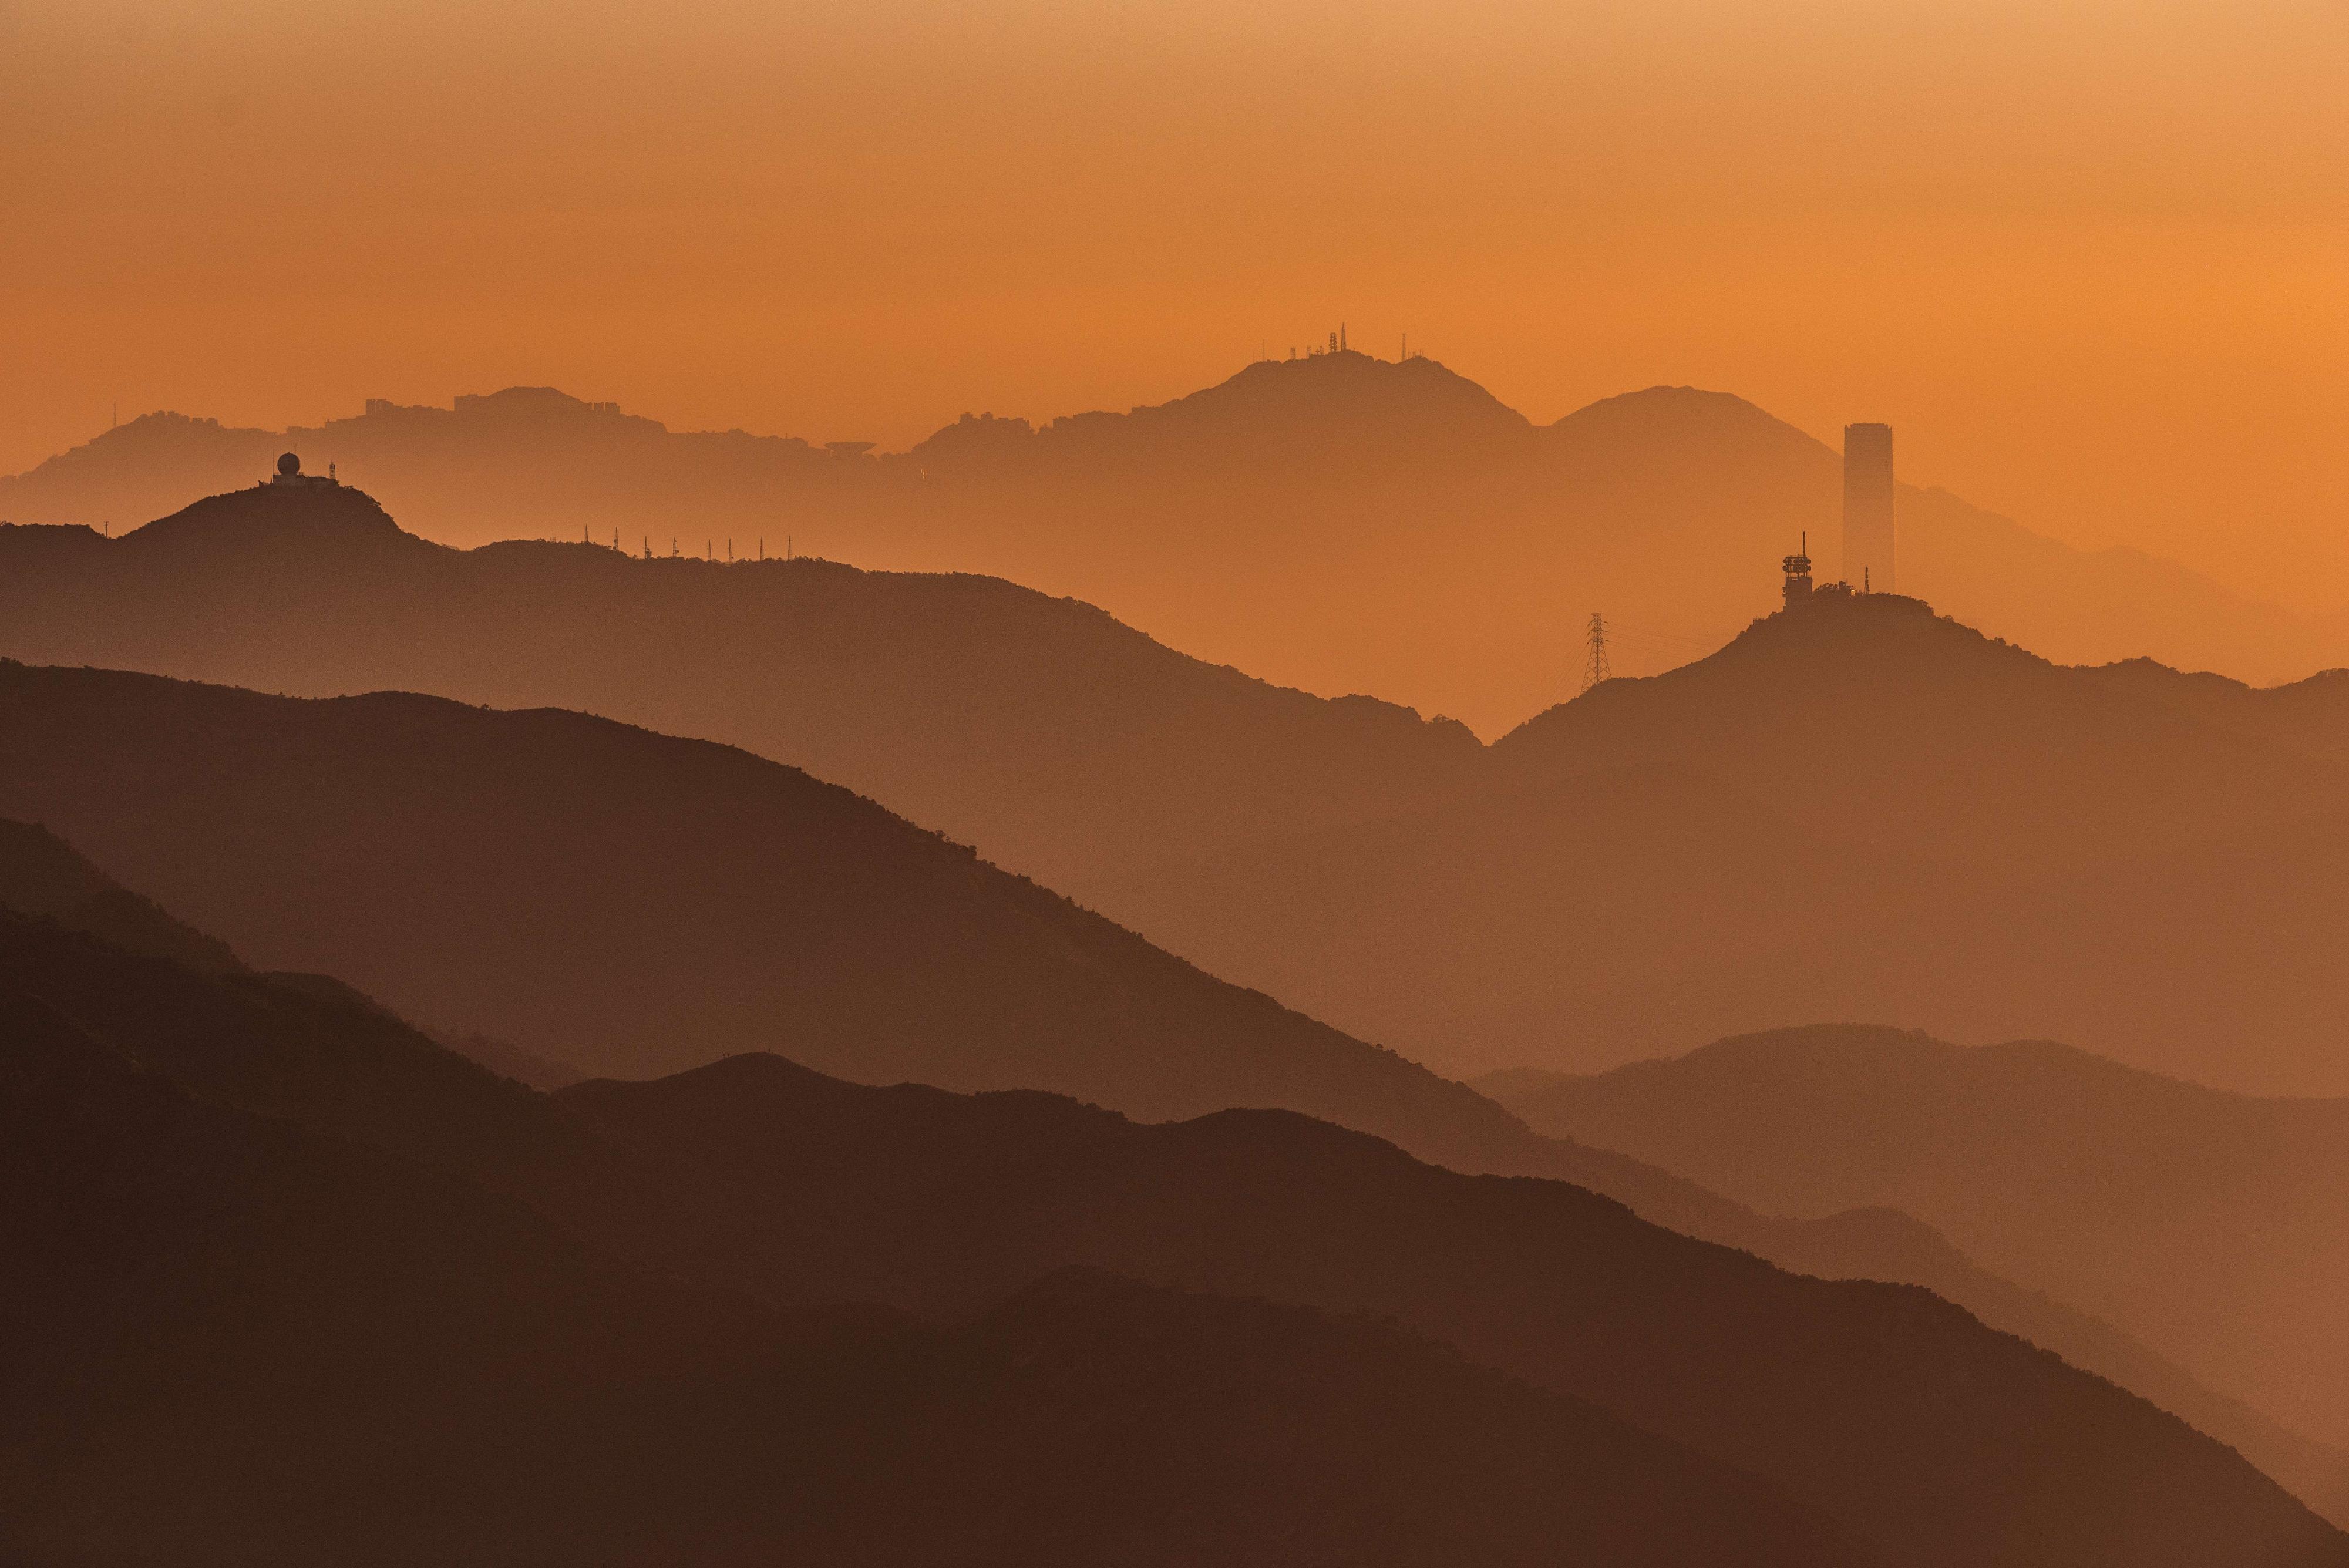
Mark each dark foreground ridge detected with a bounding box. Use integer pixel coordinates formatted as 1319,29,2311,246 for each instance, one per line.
6,1008,1859,1567
0,848,2343,1568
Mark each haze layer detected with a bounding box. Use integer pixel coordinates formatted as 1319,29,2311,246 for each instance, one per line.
6,0,2344,614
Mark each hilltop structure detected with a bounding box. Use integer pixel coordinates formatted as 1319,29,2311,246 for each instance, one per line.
1842,423,1895,593
1796,419,1899,612
265,452,338,490
1781,534,1815,608
1781,531,1869,611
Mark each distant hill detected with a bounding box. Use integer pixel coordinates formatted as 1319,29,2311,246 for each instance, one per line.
2077,657,2349,765
2,359,2333,735
0,480,1479,887
1485,1024,2349,1458
1086,589,2349,1099
5,903,2341,1568
0,669,2337,1515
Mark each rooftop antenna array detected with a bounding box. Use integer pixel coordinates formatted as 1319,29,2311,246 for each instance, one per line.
1781,531,1815,609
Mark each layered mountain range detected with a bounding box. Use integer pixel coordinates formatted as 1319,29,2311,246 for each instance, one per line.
4,356,2337,733
1486,1024,2349,1453
1,664,2343,1523
11,945,1866,1568
6,455,2345,1545
0,481,1479,889
4,832,2342,1567
3,482,2340,1099
1091,591,2349,1100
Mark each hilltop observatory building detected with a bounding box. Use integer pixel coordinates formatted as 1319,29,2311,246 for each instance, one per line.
265,452,339,490
1842,423,1895,593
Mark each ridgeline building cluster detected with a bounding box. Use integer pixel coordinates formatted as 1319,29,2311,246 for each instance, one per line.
1783,423,1897,610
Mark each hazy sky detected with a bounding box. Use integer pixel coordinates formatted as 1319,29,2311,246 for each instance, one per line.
5,0,2344,607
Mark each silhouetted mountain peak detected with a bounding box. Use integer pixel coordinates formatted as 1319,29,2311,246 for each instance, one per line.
95,408,242,447
1564,1023,2307,1112
121,480,433,561
1499,591,2047,756
904,410,1039,466
1147,349,1528,430
33,410,261,473
450,386,616,421
1669,1025,2220,1099
999,351,1532,466
1546,385,1830,460
1725,588,1978,666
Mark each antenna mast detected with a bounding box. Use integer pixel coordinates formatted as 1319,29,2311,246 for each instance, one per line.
1580,613,1613,693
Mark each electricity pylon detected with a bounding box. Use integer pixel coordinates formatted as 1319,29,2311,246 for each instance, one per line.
1580,613,1613,693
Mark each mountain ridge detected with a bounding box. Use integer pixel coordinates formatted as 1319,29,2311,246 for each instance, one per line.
3,884,2339,1568
2,673,2341,1515
0,483,1481,887
11,955,1870,1568
1085,587,2349,1096
4,355,2333,733
1484,1022,2349,1456
555,1047,2349,1568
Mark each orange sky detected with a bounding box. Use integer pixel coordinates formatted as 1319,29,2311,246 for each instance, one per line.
5,0,2345,610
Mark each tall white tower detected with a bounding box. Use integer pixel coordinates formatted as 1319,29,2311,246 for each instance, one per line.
1843,424,1894,593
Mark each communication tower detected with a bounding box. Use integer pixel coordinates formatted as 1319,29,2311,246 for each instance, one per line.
1782,532,1815,608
